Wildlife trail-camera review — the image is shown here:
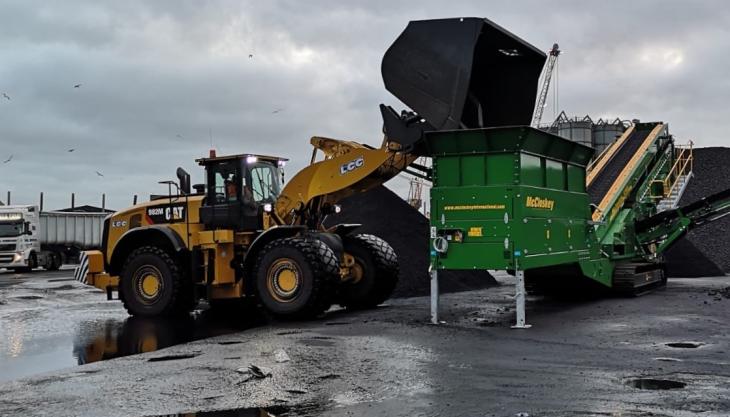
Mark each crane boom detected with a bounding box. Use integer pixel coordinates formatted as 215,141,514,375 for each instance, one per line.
531,43,560,127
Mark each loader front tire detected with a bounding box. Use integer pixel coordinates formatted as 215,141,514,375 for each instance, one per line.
339,234,399,309
255,237,338,319
119,246,188,317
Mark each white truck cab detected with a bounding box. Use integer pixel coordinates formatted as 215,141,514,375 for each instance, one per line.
0,205,43,271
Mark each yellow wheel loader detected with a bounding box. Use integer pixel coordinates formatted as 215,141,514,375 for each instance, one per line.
82,144,412,318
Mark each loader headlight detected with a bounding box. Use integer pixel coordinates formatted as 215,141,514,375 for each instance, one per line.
333,204,341,214
263,203,273,212
246,156,258,164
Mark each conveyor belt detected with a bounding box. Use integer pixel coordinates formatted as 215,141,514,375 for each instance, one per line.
587,124,656,205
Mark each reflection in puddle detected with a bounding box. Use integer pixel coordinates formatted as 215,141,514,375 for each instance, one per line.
74,308,266,365
148,401,328,417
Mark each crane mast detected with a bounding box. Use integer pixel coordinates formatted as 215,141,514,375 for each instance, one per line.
531,43,561,127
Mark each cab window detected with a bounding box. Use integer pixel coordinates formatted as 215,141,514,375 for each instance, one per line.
249,163,280,204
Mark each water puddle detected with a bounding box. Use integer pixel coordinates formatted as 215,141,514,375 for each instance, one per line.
0,309,265,383
74,310,265,365
665,341,703,348
626,378,686,390
148,401,328,416
147,353,201,362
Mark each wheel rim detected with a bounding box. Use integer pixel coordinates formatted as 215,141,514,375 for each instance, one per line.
132,265,164,305
350,259,365,284
266,258,302,303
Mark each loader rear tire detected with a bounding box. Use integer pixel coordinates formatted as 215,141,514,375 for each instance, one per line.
339,234,399,310
119,246,189,317
255,237,338,319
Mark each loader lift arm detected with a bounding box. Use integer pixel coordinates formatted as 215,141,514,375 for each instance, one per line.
636,188,730,254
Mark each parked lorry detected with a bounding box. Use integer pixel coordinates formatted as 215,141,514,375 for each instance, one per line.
0,205,106,271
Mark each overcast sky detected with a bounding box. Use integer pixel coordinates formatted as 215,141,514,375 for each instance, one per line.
1,0,729,210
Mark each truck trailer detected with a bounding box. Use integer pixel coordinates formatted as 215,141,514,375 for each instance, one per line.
0,205,106,271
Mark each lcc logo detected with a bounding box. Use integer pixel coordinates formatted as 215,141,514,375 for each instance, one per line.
340,156,364,175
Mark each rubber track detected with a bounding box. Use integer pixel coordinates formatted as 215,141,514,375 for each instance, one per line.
612,262,665,296
587,124,655,205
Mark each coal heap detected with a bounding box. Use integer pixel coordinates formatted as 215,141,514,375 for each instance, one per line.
665,147,730,277
325,186,497,297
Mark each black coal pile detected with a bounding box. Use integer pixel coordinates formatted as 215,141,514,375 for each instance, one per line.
665,147,730,277
325,186,497,297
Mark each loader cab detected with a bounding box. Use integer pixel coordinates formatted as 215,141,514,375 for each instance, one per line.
197,152,286,231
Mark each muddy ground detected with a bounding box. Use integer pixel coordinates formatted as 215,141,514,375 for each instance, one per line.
1,268,729,416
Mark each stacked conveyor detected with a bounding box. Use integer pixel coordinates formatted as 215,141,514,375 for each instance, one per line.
587,124,656,205
586,122,668,222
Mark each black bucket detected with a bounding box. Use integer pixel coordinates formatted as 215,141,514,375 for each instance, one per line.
382,17,546,131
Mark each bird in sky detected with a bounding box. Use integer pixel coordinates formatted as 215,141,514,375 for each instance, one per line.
272,108,284,114
2,93,10,101
67,148,75,152
3,155,13,163
74,84,82,88
248,54,253,59
95,171,104,177
176,134,184,139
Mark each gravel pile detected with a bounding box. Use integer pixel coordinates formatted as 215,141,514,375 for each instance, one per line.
325,186,497,297
665,147,730,277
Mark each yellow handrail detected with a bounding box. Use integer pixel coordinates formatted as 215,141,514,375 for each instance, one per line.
651,141,693,199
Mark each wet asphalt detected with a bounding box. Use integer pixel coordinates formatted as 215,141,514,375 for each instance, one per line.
0,268,729,416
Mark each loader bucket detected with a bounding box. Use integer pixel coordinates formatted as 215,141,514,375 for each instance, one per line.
382,17,546,131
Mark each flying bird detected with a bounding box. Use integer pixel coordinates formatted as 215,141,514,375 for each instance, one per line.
272,108,284,114
95,171,104,177
74,84,82,88
248,54,253,59
2,93,10,101
3,155,12,163
67,148,75,152
176,134,184,139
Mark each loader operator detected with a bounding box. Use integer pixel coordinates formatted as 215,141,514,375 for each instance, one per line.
225,176,257,214
225,178,238,202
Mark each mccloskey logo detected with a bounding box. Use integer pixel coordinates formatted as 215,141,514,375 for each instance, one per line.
525,196,555,210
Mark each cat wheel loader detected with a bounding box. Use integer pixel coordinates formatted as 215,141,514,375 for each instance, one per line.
80,142,414,318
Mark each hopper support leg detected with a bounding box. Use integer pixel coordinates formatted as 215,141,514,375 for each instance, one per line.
430,268,439,324
511,269,532,329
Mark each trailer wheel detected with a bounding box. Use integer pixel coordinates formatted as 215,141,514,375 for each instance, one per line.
339,234,399,309
44,252,61,271
254,237,338,318
119,246,188,317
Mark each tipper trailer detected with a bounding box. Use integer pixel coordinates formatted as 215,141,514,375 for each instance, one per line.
0,205,105,271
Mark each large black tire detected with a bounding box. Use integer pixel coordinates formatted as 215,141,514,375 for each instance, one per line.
119,246,190,317
16,253,37,273
254,237,338,319
339,234,399,309
44,252,61,271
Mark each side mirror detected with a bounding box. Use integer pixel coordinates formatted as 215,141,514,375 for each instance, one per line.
192,184,205,194
176,167,191,195
24,222,32,235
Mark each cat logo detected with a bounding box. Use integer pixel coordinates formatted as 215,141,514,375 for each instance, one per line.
340,156,365,175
